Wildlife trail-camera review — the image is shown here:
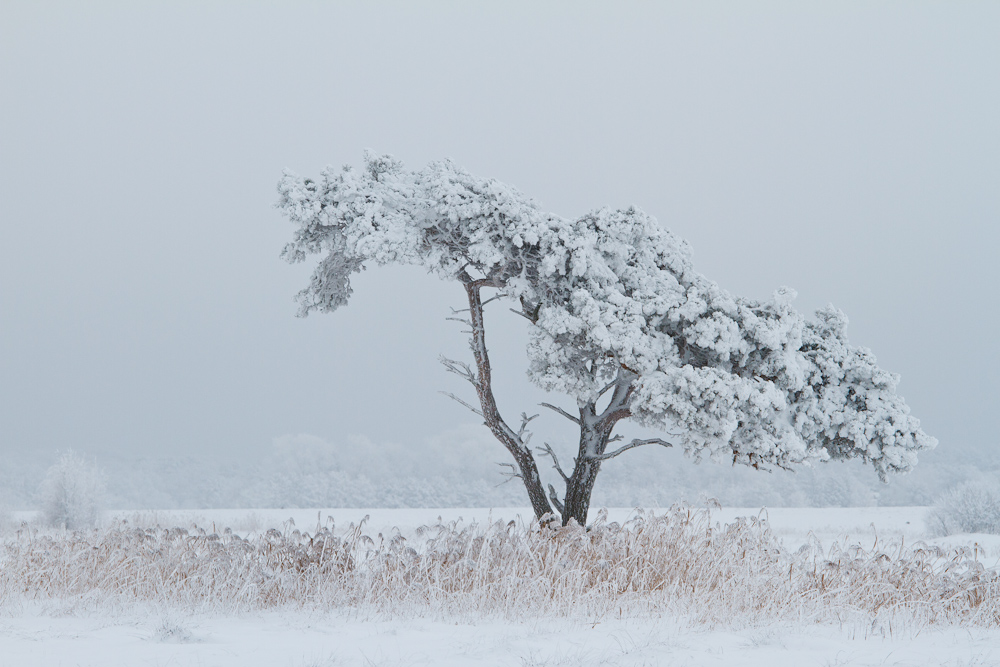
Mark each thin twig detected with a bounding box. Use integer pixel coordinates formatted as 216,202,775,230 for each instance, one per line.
537,443,569,482
496,462,523,486
439,391,484,417
439,356,478,385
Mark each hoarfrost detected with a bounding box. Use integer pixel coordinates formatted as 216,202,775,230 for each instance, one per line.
277,153,935,514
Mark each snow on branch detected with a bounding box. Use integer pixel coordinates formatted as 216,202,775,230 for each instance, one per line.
440,391,484,418
517,412,538,446
439,356,478,386
587,438,675,462
540,403,580,425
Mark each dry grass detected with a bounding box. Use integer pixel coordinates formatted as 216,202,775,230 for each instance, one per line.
1,506,997,628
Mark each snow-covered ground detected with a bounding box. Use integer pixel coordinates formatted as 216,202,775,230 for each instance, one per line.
3,506,999,666
3,612,998,667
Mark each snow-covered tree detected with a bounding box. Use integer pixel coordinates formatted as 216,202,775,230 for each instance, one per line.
276,152,936,526
38,450,105,530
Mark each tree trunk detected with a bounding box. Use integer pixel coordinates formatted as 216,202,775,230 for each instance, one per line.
559,405,611,526
561,456,602,526
463,279,554,522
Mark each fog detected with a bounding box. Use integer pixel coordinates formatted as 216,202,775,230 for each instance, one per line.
1,3,997,507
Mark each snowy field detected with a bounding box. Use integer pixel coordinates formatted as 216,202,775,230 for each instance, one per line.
2,506,1000,666
4,612,998,667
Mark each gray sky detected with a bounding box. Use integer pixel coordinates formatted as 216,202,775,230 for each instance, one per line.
1,3,997,469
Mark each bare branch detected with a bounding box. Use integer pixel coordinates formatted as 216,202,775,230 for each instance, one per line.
439,391,484,417
446,305,473,332
496,462,523,486
480,294,504,308
597,379,617,397
540,402,581,425
517,412,539,444
586,438,674,462
537,443,569,482
607,434,624,444
547,484,565,515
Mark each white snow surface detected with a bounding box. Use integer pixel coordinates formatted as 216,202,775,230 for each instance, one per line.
3,506,999,666
2,612,997,667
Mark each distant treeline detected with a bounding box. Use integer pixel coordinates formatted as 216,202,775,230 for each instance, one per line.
0,430,993,510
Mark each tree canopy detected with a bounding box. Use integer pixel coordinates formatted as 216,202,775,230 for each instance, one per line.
277,152,935,524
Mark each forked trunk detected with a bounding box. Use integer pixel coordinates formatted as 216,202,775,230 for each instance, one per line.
459,278,637,528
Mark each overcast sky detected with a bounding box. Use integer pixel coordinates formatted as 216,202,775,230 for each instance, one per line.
1,3,997,470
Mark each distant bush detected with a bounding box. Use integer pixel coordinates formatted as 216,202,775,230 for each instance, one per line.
926,481,1000,537
38,451,105,530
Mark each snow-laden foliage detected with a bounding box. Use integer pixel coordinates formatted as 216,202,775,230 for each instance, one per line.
277,153,934,517
37,450,105,530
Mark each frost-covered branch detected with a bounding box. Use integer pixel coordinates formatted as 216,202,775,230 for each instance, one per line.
439,391,484,418
596,379,618,398
480,294,504,308
517,412,538,445
540,403,580,425
496,462,522,485
509,307,537,323
440,356,477,386
587,438,674,462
